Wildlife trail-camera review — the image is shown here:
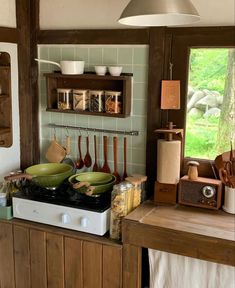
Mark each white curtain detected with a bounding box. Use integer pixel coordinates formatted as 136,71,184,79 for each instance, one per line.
149,249,235,288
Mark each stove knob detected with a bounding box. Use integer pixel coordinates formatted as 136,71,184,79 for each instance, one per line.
80,217,89,228
61,213,71,224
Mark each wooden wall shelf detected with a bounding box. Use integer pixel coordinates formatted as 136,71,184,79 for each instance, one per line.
0,52,12,147
44,72,133,118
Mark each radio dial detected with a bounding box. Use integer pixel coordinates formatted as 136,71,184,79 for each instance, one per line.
202,186,215,198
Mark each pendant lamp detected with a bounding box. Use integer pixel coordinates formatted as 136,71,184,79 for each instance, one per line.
118,0,200,26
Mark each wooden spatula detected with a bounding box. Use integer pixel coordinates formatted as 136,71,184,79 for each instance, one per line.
112,137,121,183
100,136,111,173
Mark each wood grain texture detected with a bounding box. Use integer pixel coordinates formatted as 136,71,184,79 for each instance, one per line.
123,203,235,266
0,27,18,43
83,241,102,288
0,222,15,288
38,29,149,45
64,237,82,288
16,0,40,168
30,229,47,288
122,244,142,288
13,225,30,288
103,245,122,288
46,233,64,288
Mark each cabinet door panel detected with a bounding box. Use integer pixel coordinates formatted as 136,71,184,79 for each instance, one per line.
64,237,82,288
0,222,15,288
46,232,64,288
30,229,47,288
13,225,30,288
83,241,102,288
103,245,122,288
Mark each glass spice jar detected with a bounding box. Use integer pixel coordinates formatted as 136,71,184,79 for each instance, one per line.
110,183,128,240
89,90,104,112
73,89,89,111
57,88,72,110
105,90,122,114
125,177,142,209
131,174,147,203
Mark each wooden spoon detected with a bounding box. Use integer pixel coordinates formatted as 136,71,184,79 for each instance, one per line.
76,135,84,169
100,136,111,173
113,137,121,183
92,135,99,172
122,137,128,180
84,136,92,168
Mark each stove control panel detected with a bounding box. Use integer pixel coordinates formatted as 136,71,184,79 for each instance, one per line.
13,197,110,236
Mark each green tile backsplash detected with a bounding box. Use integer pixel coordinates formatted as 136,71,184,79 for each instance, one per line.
38,44,149,176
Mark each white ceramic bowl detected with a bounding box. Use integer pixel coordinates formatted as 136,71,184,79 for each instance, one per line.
95,66,107,76
108,66,123,76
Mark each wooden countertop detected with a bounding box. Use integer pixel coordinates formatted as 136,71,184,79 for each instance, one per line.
122,201,235,266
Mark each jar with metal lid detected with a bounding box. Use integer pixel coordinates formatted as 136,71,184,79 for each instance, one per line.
125,177,142,209
73,89,89,111
89,90,104,112
57,88,72,110
110,183,128,240
105,90,122,114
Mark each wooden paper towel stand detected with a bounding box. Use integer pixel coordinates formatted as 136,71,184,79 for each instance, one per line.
154,122,184,204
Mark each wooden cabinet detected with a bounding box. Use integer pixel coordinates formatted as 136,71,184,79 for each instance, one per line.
44,73,132,118
0,52,12,147
0,219,123,288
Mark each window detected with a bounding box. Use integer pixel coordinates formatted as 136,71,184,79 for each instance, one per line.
185,48,235,160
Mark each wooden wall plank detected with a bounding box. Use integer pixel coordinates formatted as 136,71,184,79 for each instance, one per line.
38,29,149,45
83,241,102,288
103,245,122,288
122,244,142,288
16,0,40,168
64,237,82,288
46,232,64,288
30,229,47,288
0,27,18,43
0,222,15,288
13,225,31,288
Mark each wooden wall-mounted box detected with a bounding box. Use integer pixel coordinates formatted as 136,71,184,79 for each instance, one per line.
154,181,178,205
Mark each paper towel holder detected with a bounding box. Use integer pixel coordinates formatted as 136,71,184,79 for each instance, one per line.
154,121,184,141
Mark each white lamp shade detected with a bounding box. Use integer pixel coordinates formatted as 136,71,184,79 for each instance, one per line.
118,0,200,26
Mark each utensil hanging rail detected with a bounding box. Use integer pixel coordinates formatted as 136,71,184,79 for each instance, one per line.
48,123,139,136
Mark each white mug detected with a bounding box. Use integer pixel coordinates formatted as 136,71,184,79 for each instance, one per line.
223,186,235,214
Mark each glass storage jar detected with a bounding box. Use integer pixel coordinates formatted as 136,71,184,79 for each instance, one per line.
131,174,147,203
89,90,104,112
110,183,128,240
105,90,122,114
125,177,142,209
73,89,89,111
57,88,72,110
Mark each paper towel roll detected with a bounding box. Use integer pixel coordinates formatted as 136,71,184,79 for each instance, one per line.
157,139,181,184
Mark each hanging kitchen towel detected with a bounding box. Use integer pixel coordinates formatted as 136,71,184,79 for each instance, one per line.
45,137,67,163
148,249,235,288
157,139,181,184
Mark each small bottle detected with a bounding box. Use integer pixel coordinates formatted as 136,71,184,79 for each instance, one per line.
110,184,128,240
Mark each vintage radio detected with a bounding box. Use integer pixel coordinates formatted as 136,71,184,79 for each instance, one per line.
178,176,222,210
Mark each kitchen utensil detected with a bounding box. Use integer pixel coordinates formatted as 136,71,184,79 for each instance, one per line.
68,174,116,196
76,135,84,169
100,136,111,173
75,172,113,185
225,161,235,177
122,137,128,180
84,136,92,168
45,134,66,163
4,163,73,190
35,58,85,75
219,168,235,188
92,135,99,172
113,137,121,184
